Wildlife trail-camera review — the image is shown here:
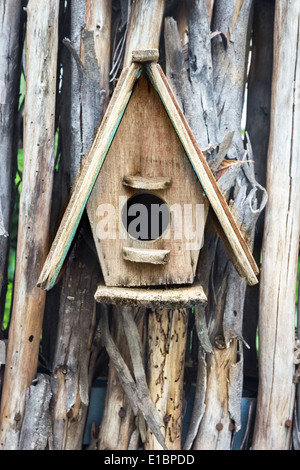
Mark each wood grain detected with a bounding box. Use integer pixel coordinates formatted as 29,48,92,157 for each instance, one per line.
123,1,166,67
87,71,208,287
146,63,259,286
145,308,188,450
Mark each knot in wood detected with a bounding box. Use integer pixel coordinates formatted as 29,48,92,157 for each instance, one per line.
293,365,300,383
14,412,21,422
214,335,226,350
61,366,68,375
229,422,235,431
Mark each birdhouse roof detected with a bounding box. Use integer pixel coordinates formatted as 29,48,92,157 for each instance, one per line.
38,53,259,291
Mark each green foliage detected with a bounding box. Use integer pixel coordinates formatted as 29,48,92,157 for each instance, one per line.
2,147,23,330
2,74,25,329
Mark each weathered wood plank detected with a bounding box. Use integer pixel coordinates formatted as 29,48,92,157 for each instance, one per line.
50,232,102,450
164,4,218,150
252,0,300,450
98,305,168,450
187,0,218,148
211,0,252,159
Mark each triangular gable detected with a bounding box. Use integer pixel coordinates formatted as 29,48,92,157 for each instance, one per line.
145,63,259,285
38,59,258,291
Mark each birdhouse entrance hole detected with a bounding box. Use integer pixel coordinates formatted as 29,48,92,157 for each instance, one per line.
122,193,170,241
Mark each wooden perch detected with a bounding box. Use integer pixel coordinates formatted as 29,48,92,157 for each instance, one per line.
122,175,172,190
95,283,207,309
131,48,159,63
122,247,170,265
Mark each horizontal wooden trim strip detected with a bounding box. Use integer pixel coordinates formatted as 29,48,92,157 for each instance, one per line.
123,246,170,264
122,175,172,190
95,283,207,308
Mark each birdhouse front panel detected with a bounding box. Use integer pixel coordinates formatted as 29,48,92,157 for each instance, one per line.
86,72,209,287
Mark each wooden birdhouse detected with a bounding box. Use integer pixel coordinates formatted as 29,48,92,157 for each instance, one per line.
38,50,259,302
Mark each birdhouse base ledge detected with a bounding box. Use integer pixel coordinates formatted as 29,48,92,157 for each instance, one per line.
94,284,207,309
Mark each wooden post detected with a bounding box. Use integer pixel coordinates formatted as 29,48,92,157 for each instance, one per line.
0,0,59,449
185,0,267,450
243,0,274,392
49,0,112,450
97,306,139,450
165,0,218,149
0,1,22,320
123,0,166,68
252,1,300,450
145,309,188,450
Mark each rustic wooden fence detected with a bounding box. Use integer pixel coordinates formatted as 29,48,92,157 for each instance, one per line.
0,0,299,451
